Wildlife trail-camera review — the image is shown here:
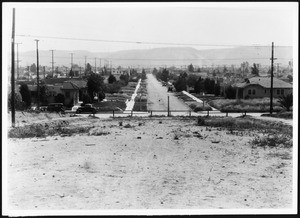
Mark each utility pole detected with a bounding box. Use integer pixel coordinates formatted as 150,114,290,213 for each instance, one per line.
94,58,97,73
15,42,22,80
270,42,276,114
110,60,112,74
167,95,170,117
35,39,40,110
70,53,74,69
50,50,55,78
84,56,87,71
11,8,16,127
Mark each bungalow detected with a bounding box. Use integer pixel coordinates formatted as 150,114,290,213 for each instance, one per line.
28,78,88,107
233,77,293,99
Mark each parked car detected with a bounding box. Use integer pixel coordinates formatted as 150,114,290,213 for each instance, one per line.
40,106,48,111
76,104,97,114
47,103,65,112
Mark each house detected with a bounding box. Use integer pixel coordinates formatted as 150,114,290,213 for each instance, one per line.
233,77,293,99
28,78,88,107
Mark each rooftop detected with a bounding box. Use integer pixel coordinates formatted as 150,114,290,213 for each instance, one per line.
233,77,293,89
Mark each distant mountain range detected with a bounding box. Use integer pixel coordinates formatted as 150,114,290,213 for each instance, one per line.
18,46,293,68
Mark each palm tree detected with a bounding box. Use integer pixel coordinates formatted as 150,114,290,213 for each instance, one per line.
278,93,293,111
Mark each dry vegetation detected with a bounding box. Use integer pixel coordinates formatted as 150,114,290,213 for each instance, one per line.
209,98,282,113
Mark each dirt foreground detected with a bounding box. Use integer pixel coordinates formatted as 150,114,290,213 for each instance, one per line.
5,116,293,212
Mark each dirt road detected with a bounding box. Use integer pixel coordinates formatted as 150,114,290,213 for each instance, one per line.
146,74,190,112
6,117,293,211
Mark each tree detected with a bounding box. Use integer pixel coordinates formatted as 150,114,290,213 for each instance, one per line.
82,93,92,104
30,63,37,73
188,64,194,72
214,82,221,96
287,75,293,82
174,75,187,92
55,93,65,104
39,85,50,104
161,68,169,82
19,83,31,108
69,69,74,78
251,63,260,76
85,63,93,75
108,74,117,84
152,68,158,75
87,73,105,101
120,73,129,85
194,77,204,93
225,85,236,99
141,69,147,80
8,92,25,110
186,74,199,88
278,93,293,111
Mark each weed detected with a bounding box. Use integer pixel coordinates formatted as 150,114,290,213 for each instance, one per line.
124,123,134,128
252,134,292,148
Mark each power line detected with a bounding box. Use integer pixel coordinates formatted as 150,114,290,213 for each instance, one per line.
15,34,281,47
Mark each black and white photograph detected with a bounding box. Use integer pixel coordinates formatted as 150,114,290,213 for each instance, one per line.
2,2,298,216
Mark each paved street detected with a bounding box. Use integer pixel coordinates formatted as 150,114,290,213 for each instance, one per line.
146,73,191,112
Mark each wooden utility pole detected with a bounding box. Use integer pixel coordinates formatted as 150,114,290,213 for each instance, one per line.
270,42,276,114
84,56,87,71
15,42,22,80
167,95,170,117
35,39,40,110
50,50,55,78
11,8,16,127
70,53,74,69
94,58,97,73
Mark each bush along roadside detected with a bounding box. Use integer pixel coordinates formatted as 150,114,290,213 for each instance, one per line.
196,116,292,148
8,120,94,138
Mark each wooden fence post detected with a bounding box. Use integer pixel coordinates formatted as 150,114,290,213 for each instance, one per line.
207,110,209,116
112,110,114,118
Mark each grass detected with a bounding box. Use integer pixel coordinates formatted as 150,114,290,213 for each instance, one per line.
93,101,126,111
196,116,293,148
188,102,212,112
196,116,292,136
8,120,94,138
252,134,292,148
209,98,282,112
261,111,293,119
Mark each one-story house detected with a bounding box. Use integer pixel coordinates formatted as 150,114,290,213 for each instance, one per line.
28,78,88,106
233,77,293,99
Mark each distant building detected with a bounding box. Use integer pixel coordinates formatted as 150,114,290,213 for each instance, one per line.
28,78,88,106
233,77,293,99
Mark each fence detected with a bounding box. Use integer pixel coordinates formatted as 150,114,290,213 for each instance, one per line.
65,109,249,118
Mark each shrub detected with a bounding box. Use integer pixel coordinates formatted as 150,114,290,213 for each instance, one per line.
252,134,292,148
278,93,293,111
197,117,206,125
225,85,236,99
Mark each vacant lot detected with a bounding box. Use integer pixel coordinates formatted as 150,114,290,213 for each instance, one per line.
5,115,293,210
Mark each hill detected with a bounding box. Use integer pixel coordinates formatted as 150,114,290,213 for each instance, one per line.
18,46,293,68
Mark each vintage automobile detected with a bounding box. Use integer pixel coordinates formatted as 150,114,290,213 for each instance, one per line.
47,103,65,112
76,104,97,114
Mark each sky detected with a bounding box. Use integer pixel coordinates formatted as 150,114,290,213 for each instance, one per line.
2,2,298,54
